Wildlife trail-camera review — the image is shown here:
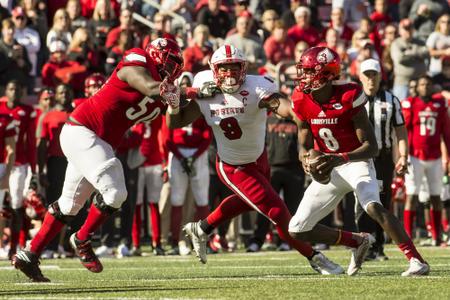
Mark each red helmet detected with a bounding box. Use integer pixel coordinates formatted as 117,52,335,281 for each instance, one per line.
296,46,340,93
84,73,106,97
145,38,184,83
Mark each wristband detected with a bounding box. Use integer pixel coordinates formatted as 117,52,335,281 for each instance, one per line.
185,87,199,100
339,152,349,162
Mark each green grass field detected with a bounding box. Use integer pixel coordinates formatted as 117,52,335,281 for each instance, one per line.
0,246,449,299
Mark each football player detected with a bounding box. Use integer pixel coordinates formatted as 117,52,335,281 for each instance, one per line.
72,73,106,108
12,38,191,282
166,44,344,275
288,46,429,276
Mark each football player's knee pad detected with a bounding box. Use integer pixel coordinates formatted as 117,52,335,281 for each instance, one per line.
93,193,120,215
48,201,75,224
89,158,127,208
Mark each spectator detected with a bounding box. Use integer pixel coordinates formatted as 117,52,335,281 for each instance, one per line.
279,40,308,95
0,19,32,93
141,13,176,49
370,0,392,32
12,6,40,79
21,0,48,38
327,7,354,45
281,0,301,29
259,9,279,42
402,75,450,246
390,18,429,101
409,0,449,42
88,0,117,48
426,14,450,76
347,30,370,61
349,41,379,80
67,27,98,70
66,0,88,32
318,28,341,51
287,6,320,47
381,23,398,87
359,17,382,54
105,30,133,75
333,0,370,30
182,24,213,74
263,20,295,77
79,0,120,19
432,57,450,98
197,0,232,40
105,8,134,49
225,13,266,74
46,8,72,49
160,0,195,30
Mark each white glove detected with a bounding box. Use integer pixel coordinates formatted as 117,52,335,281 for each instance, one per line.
160,78,180,114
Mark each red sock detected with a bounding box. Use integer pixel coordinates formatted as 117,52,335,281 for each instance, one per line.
403,210,415,238
206,195,251,228
398,239,425,263
195,205,210,221
337,230,360,248
76,204,110,241
132,204,142,247
30,212,65,255
170,206,183,244
149,202,161,246
430,208,442,242
442,215,449,232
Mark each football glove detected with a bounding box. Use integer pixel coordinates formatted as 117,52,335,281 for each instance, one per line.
197,81,222,99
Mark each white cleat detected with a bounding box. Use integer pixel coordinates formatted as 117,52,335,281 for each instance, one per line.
347,233,375,276
401,258,430,277
183,222,208,264
309,252,344,275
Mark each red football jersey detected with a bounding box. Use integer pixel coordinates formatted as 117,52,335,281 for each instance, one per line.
134,116,164,166
165,117,212,159
0,114,17,163
402,94,450,160
0,100,36,169
70,48,166,148
291,83,366,153
41,110,71,157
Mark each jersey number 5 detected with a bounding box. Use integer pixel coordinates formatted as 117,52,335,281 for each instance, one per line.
318,128,340,151
219,117,242,140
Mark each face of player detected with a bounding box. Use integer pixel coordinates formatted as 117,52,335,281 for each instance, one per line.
55,85,73,107
360,70,381,96
5,82,22,103
217,63,243,93
86,85,101,97
416,78,433,99
408,80,417,97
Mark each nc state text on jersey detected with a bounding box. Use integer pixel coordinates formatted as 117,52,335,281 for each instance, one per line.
210,107,245,117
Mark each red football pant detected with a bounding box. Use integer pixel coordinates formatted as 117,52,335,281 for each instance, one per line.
210,152,313,258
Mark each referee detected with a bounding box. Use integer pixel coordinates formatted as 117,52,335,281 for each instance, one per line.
355,59,409,260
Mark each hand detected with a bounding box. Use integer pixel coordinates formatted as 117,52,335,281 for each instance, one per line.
180,157,196,176
417,4,429,16
198,81,222,99
316,154,346,175
395,155,408,176
300,152,311,175
160,78,180,112
161,167,169,183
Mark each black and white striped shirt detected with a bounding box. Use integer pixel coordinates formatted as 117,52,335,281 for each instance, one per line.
365,90,404,150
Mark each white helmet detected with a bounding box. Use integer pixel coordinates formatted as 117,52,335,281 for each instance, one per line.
210,44,247,93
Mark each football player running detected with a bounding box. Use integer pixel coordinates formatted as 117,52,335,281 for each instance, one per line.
167,44,344,275
288,46,429,276
12,38,189,282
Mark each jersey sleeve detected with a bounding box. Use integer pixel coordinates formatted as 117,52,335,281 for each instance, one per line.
5,119,17,138
401,98,412,130
391,93,405,126
120,48,150,68
346,85,366,117
255,76,278,101
291,90,306,121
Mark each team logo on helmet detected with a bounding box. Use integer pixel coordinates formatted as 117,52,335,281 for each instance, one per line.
152,38,168,49
317,48,335,64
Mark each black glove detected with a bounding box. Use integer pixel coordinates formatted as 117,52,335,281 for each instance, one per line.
197,81,222,99
180,157,196,176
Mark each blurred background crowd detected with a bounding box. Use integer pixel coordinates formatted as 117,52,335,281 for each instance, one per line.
0,0,449,261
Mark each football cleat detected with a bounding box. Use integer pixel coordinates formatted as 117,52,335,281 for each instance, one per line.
183,222,208,264
401,258,430,276
12,250,50,282
152,245,165,256
309,251,344,275
69,233,103,273
347,233,375,276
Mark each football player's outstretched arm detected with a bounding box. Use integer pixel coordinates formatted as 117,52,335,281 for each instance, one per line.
117,66,162,98
259,93,293,118
1,136,16,189
296,117,314,173
350,108,379,160
166,100,203,129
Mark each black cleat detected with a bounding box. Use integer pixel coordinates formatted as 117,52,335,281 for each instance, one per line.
12,250,50,282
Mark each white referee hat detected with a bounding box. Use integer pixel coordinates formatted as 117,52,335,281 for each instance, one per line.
360,59,381,74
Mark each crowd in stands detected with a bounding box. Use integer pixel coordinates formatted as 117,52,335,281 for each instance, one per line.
0,0,449,259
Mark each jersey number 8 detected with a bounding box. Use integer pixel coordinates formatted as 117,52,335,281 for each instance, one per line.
318,128,340,151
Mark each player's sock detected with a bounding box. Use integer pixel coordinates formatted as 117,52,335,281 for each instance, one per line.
203,195,251,235
275,224,314,258
76,204,109,241
195,205,210,221
30,212,65,255
149,203,161,246
19,217,31,248
335,230,360,248
430,208,442,242
403,210,415,238
132,204,142,248
170,206,183,244
398,239,425,263
442,215,449,233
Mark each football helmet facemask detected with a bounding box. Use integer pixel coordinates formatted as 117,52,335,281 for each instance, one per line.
296,46,340,94
210,45,247,93
146,38,184,83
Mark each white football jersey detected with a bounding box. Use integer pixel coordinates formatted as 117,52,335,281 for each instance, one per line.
194,71,277,165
